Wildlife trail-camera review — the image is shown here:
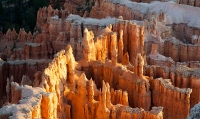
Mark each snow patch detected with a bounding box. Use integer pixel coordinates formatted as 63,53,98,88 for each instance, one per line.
26,43,40,47
0,84,47,119
149,53,174,62
110,0,200,28
66,14,118,26
192,35,198,40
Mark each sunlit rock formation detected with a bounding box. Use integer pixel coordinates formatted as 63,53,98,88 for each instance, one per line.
1,0,200,119
0,46,164,119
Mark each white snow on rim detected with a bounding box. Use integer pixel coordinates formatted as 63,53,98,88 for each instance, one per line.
110,0,200,28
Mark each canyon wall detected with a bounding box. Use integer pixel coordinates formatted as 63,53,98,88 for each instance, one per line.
90,0,138,20
89,0,166,23
81,60,192,119
11,42,53,60
0,46,164,119
0,59,50,107
35,8,166,63
87,0,200,64
145,37,200,62
5,28,32,41
78,24,193,118
2,28,55,61
0,29,197,119
164,38,200,62
81,59,151,110
67,18,145,64
0,79,164,119
144,65,200,108
151,78,192,119
2,0,200,118
147,43,174,67
113,20,145,64
36,5,69,30
0,45,194,119
36,1,200,64
0,82,53,119
172,23,200,44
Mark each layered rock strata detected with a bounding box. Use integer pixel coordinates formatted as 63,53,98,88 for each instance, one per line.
0,46,163,119
0,83,51,119
172,23,200,44
65,15,145,63
5,28,32,41
0,59,50,104
147,43,174,67
0,80,163,119
144,64,200,108
90,0,165,22
145,37,200,62
151,78,192,119
0,43,194,119
2,0,200,119
10,42,53,60
79,57,151,110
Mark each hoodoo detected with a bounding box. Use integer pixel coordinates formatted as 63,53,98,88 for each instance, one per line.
0,0,200,119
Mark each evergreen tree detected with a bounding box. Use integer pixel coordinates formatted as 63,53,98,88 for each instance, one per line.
1,0,49,33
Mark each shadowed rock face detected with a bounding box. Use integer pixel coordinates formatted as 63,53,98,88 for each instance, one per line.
188,102,200,119
50,0,65,8
0,59,50,107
